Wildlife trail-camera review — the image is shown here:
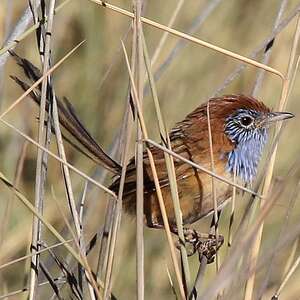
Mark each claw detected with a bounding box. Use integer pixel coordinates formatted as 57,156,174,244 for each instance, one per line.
174,228,224,263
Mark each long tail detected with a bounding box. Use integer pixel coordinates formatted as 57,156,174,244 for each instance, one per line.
10,51,122,175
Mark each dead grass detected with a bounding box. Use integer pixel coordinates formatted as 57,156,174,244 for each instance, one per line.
0,1,300,299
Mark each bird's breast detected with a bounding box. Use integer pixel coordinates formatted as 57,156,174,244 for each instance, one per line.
140,151,234,227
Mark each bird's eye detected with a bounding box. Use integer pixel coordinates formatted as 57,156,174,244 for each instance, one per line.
240,116,253,127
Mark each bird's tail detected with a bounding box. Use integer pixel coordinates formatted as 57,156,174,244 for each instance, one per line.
10,51,122,175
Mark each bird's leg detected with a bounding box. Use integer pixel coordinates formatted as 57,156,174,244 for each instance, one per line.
148,222,223,263
172,227,224,263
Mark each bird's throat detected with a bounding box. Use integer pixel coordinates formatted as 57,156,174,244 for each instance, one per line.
226,134,268,183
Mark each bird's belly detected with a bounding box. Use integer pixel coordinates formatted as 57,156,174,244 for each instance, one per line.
143,169,234,227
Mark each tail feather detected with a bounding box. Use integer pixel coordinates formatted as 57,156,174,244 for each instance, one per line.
10,52,122,175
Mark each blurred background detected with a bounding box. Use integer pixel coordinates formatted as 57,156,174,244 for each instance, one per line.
1,0,300,299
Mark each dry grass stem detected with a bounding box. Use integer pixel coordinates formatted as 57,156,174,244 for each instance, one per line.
189,256,208,300
0,118,116,196
152,0,222,85
200,160,300,299
2,2,300,299
0,141,28,259
90,0,284,79
0,239,73,271
51,187,100,299
134,2,145,299
227,166,236,248
150,0,184,67
145,139,261,197
213,3,300,96
252,0,288,97
0,278,66,299
0,171,88,271
29,1,56,297
0,0,72,60
206,101,220,272
121,41,186,300
244,14,300,300
0,40,85,119
257,180,300,298
101,43,139,299
142,31,191,292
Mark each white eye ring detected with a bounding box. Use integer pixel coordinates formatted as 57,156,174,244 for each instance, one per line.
240,116,253,127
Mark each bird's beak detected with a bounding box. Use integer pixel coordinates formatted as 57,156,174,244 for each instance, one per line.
258,111,294,127
267,111,295,123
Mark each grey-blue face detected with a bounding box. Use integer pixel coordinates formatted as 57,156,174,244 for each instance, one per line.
224,108,293,183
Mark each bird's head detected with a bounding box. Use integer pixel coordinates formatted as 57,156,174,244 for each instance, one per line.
224,107,294,144
219,95,294,183
171,94,293,184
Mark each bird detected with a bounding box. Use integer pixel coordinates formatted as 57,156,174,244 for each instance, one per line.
10,52,294,258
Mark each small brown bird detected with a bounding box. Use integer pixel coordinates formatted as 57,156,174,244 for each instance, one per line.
112,96,293,228
11,52,294,258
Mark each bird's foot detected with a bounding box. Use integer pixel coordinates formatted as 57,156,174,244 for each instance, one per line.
175,228,224,263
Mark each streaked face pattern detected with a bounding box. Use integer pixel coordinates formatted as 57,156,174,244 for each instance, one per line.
224,109,269,183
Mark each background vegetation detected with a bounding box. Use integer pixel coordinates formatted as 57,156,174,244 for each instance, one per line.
0,0,300,299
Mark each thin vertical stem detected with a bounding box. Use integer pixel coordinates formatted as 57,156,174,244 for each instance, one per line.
150,0,184,67
96,115,130,282
252,0,288,97
135,1,145,299
29,1,56,298
244,14,300,300
258,180,300,299
227,164,236,248
0,141,28,250
96,199,115,280
122,41,186,300
51,89,96,299
142,31,191,293
213,4,300,97
89,0,284,79
103,80,136,299
0,0,71,58
103,123,132,299
272,235,300,299
206,101,219,272
0,4,38,70
152,0,222,83
189,256,208,300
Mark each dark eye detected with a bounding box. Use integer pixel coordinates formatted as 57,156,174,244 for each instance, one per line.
240,116,253,127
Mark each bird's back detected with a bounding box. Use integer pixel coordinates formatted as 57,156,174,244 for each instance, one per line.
111,98,237,227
